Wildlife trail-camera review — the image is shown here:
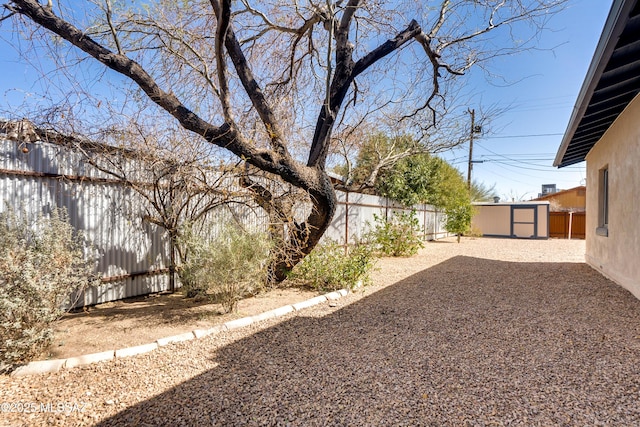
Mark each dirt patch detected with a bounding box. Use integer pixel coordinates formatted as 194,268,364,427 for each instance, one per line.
46,287,318,360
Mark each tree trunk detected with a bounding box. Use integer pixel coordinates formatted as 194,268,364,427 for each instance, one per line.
269,181,336,282
241,167,337,285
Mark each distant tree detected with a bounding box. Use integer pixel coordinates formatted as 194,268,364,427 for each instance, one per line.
347,133,468,210
347,133,421,193
349,136,473,242
470,181,498,202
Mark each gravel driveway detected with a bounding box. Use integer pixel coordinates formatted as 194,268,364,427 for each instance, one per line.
3,237,640,426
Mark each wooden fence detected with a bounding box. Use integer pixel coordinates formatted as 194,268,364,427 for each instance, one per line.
549,211,586,239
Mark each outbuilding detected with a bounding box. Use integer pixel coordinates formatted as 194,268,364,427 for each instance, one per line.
472,201,549,239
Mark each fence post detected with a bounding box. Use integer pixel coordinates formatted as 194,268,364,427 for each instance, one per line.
423,204,427,241
385,197,389,221
344,191,349,253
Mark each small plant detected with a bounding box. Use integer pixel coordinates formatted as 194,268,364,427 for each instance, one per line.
445,203,474,243
289,240,376,292
367,210,424,257
178,224,270,313
0,208,96,372
175,225,210,299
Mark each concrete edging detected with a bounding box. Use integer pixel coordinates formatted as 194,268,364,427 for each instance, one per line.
10,288,351,377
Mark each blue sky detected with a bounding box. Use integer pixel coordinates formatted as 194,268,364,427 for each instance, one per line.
441,0,613,200
0,0,613,200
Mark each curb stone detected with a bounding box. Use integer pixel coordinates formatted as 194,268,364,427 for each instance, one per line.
11,359,66,377
193,324,227,339
325,291,342,301
292,295,328,311
224,316,254,330
12,288,349,376
157,332,196,347
115,342,158,358
64,350,115,369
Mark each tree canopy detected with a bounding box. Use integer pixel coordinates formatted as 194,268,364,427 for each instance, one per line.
1,0,568,278
347,132,469,210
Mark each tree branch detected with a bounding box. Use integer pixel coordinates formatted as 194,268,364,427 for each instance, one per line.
214,0,235,124
307,18,422,168
208,0,290,160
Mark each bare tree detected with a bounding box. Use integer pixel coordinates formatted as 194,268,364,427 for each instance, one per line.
72,124,253,292
2,116,257,290
1,0,567,280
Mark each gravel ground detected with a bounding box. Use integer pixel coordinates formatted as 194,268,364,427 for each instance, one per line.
3,237,640,426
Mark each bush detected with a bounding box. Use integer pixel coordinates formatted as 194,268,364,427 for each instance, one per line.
175,225,210,299
0,209,96,373
178,224,270,313
445,203,474,243
367,211,424,257
289,240,376,292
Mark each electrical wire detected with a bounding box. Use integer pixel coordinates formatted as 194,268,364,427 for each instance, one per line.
481,133,563,139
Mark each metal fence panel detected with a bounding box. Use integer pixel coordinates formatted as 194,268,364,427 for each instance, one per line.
0,138,449,306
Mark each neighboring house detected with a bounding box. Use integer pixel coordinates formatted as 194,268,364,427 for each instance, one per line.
554,0,640,298
532,186,586,212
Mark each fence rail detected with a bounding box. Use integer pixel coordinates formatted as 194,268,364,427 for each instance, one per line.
0,138,448,306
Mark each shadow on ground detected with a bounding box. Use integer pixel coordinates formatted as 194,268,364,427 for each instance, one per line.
96,256,640,426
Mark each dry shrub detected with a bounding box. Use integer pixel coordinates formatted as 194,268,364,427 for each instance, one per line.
0,209,96,372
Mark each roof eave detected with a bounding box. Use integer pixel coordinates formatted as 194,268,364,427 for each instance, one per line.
554,0,635,168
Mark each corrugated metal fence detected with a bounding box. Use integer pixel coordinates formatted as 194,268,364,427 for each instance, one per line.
0,138,448,306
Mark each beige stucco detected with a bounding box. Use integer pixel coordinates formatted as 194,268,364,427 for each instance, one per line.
472,203,549,239
472,205,511,236
534,186,586,212
536,205,549,238
585,93,640,299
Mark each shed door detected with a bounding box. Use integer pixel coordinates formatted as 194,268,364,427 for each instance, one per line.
511,206,537,238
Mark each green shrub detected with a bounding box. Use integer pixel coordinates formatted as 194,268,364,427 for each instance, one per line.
367,211,424,257
0,209,96,373
178,225,270,313
445,203,474,243
175,225,210,299
290,240,376,292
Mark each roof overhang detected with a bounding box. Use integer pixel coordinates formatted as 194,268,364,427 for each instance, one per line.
554,0,640,168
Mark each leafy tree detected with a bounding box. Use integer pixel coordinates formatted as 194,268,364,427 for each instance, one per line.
352,135,467,210
350,134,473,241
378,153,473,241
445,203,474,243
1,0,568,280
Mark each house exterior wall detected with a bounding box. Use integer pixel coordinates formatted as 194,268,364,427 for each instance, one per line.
585,94,640,299
535,187,586,211
556,188,586,210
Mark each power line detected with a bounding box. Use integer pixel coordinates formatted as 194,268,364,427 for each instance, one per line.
485,159,584,172
481,133,563,139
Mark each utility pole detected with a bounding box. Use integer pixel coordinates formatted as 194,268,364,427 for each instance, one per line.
467,108,475,191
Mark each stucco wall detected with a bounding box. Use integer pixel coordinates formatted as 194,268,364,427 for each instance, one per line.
585,94,640,299
472,203,549,239
535,187,586,211
537,204,549,238
472,205,511,236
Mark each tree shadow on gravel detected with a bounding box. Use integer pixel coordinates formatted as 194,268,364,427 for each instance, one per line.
95,256,640,426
